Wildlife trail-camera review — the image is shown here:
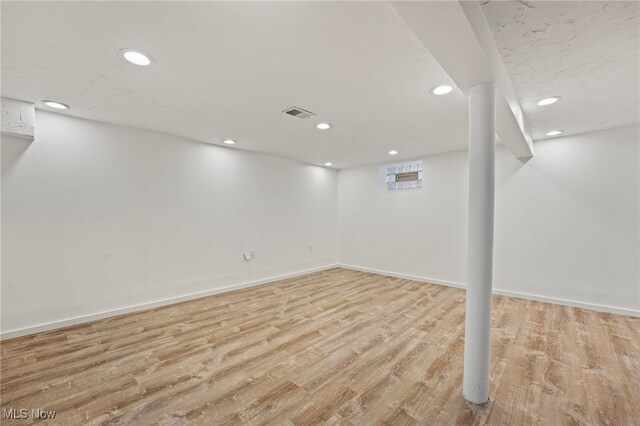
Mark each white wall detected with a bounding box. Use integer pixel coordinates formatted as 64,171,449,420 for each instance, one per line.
338,126,640,315
1,111,338,335
2,113,637,337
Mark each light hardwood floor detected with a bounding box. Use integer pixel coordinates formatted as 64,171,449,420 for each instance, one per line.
1,268,638,425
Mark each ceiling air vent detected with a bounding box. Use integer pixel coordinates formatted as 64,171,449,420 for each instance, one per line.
283,107,315,119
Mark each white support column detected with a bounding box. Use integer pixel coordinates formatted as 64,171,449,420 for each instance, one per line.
463,83,495,405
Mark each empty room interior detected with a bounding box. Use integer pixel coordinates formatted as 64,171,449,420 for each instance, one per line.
1,1,639,425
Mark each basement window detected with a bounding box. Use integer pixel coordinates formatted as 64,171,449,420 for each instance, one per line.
385,160,423,191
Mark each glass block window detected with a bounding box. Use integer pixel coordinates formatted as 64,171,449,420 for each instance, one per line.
385,160,423,191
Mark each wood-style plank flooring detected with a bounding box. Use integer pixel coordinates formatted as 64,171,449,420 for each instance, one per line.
1,268,638,425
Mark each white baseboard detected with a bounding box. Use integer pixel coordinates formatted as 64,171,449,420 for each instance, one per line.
339,263,640,318
0,264,339,341
3,262,636,340
489,288,640,318
340,264,467,289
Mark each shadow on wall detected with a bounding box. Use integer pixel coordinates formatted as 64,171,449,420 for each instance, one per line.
1,135,32,179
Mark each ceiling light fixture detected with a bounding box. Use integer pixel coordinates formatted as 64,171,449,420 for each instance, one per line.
546,130,563,136
324,162,333,166
388,150,399,155
537,96,560,106
42,100,70,110
223,139,237,145
431,85,453,95
317,123,331,130
119,49,152,66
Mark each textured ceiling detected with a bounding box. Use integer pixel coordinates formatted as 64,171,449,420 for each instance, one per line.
481,0,640,140
2,1,638,167
1,1,466,168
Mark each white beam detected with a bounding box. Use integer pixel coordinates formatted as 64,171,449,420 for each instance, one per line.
390,1,532,159
391,1,493,92
459,0,533,159
1,98,35,141
496,94,532,159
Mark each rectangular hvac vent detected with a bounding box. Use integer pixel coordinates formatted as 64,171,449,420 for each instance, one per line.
283,107,315,119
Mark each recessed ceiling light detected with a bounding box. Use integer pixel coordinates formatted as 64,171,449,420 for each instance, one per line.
537,96,560,106
324,162,333,166
42,100,70,110
431,85,453,95
223,139,237,145
317,123,331,130
388,150,399,155
119,49,152,66
546,130,563,136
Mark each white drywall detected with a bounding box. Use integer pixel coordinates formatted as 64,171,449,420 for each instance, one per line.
338,126,640,315
1,111,338,336
2,112,637,337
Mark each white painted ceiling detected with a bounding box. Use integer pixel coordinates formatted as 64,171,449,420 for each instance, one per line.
1,1,465,168
2,1,638,167
481,0,640,140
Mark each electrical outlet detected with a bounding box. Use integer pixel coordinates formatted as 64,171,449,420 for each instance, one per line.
250,250,255,259
244,252,251,261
